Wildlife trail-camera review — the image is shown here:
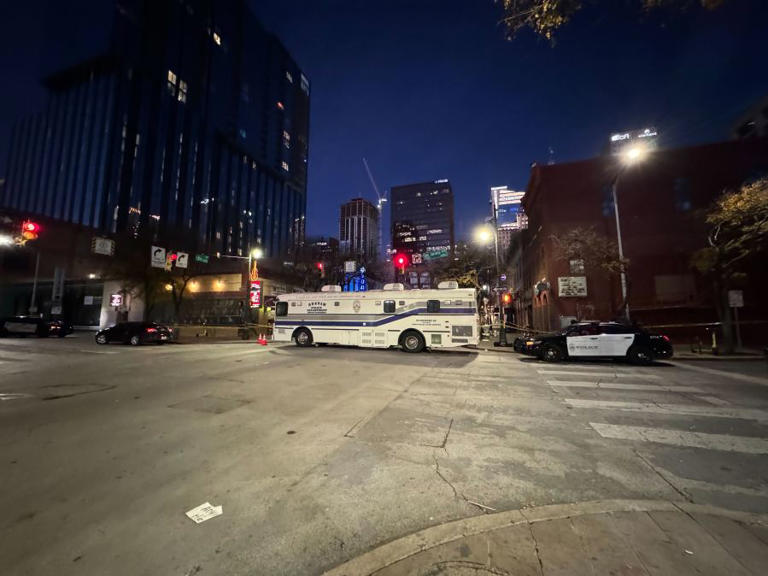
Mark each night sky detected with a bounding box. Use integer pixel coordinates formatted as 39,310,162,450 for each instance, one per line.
2,0,767,241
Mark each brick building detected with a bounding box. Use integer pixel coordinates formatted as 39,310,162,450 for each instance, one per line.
514,138,768,341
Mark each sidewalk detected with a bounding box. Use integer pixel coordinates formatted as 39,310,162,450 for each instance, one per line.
323,500,768,575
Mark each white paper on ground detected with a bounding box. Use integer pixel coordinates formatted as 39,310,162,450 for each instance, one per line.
185,502,223,524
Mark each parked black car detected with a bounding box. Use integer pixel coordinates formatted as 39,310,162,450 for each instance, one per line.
528,321,673,365
0,316,73,337
95,322,173,346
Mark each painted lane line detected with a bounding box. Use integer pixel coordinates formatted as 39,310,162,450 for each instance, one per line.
538,370,661,379
565,398,768,423
547,380,703,393
670,361,768,387
0,393,32,401
589,422,768,454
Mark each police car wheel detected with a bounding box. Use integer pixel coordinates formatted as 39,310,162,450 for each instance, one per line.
401,331,425,353
628,345,653,365
95,334,107,345
541,344,564,362
295,328,313,347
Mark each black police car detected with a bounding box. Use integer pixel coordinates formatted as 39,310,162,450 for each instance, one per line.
529,321,672,365
0,316,73,337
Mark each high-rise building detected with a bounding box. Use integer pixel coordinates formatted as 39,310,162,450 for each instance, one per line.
390,180,454,260
306,236,339,262
491,186,527,257
0,0,309,258
339,198,378,261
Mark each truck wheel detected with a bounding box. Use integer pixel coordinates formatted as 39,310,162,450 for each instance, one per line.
628,345,653,365
401,330,425,353
294,328,313,347
541,344,564,362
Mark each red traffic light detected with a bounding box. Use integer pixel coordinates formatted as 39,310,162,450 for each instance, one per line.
170,253,178,261
316,262,324,270
395,255,407,267
21,220,40,240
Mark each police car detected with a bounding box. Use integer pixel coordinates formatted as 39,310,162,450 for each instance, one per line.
529,321,673,364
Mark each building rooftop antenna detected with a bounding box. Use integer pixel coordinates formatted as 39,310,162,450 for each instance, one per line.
363,157,387,259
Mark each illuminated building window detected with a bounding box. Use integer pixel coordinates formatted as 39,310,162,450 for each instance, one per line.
276,101,284,111
281,161,289,171
285,71,293,83
167,70,177,85
213,31,221,45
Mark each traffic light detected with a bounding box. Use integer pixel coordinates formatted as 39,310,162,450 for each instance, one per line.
502,292,512,305
21,220,40,241
316,262,325,278
394,254,408,273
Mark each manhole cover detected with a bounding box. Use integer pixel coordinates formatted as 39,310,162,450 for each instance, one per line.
421,562,509,576
169,395,250,414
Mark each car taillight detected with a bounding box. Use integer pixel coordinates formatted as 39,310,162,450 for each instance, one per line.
145,327,157,333
662,335,670,342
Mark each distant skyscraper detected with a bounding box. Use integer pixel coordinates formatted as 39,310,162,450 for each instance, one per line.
390,180,454,260
1,0,309,258
339,198,379,261
491,186,527,257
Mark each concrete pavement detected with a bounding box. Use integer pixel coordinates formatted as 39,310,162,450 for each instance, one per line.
1,335,767,575
324,499,768,575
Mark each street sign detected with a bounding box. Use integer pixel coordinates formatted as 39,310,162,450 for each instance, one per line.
195,254,209,264
423,249,449,260
728,290,744,308
558,276,587,297
176,252,189,269
151,246,166,268
110,293,124,307
500,274,507,281
411,253,423,264
344,260,357,273
91,237,115,256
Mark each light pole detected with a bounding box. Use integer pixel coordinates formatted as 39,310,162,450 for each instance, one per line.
612,145,648,323
474,223,507,345
216,247,263,322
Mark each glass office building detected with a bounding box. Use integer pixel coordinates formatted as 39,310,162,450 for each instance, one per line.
1,0,309,258
390,180,454,259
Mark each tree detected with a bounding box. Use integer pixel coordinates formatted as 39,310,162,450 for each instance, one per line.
497,0,726,40
550,226,624,273
550,226,627,317
691,178,768,352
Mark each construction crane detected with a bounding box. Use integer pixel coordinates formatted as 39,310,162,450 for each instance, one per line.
362,157,387,259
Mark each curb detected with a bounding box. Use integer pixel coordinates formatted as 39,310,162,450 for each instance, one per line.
321,499,768,576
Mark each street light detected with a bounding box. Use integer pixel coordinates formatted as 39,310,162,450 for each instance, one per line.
474,221,507,345
612,144,649,322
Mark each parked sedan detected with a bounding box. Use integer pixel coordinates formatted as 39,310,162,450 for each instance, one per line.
529,321,673,365
95,322,173,346
0,316,73,337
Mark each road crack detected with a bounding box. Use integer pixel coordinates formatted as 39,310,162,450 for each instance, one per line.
423,417,454,449
521,511,545,576
433,455,495,514
633,449,693,503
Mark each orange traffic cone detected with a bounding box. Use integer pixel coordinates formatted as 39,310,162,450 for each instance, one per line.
257,332,267,346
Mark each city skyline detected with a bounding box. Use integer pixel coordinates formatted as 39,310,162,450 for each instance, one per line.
1,1,768,242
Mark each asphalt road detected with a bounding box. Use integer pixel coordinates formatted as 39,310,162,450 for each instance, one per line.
1,335,767,575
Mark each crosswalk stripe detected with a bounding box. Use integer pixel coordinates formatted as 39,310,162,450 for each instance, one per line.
589,422,768,454
565,398,768,422
547,380,702,393
538,370,661,379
